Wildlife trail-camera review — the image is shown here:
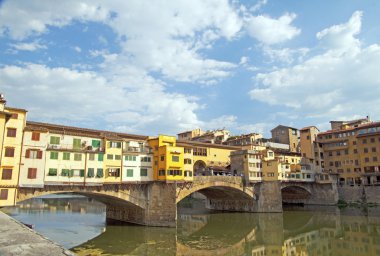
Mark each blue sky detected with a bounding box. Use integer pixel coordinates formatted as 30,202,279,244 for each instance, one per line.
1,0,380,137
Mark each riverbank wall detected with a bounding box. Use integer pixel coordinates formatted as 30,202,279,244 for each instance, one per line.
338,185,380,204
0,211,74,256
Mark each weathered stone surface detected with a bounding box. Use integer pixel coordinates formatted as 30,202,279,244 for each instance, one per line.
338,185,380,204
281,182,338,205
254,181,283,213
0,211,74,256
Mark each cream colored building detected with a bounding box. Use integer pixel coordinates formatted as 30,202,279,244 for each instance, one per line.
122,140,153,182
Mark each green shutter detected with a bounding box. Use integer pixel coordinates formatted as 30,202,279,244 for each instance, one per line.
140,168,147,176
50,136,60,145
61,169,69,176
92,140,101,147
80,169,85,177
87,168,94,177
127,169,133,177
69,169,74,177
48,168,57,176
63,152,70,160
96,168,103,178
73,138,81,149
50,151,58,160
98,153,104,161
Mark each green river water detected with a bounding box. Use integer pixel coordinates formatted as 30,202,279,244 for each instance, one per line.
2,195,380,256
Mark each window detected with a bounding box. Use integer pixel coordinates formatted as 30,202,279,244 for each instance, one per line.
168,169,182,176
371,138,375,143
365,157,369,163
160,155,165,161
141,156,151,162
26,149,42,159
267,173,274,177
353,141,357,145
114,155,121,160
126,169,134,177
373,156,378,162
107,154,113,160
96,168,103,178
184,159,192,164
362,139,367,144
109,141,122,148
73,138,81,149
5,147,15,157
345,149,349,155
61,169,70,177
89,153,95,161
87,168,95,178
7,128,16,137
125,155,137,161
74,153,82,161
27,168,37,179
0,189,8,200
140,168,148,176
50,136,60,145
372,147,377,153
31,132,40,141
92,140,101,148
364,148,369,153
50,151,58,160
159,170,165,176
98,153,104,161
172,155,179,162
306,135,310,140
184,171,193,177
10,113,18,119
63,152,70,160
328,151,333,156
1,169,12,180
48,168,57,176
354,149,358,154
107,168,120,177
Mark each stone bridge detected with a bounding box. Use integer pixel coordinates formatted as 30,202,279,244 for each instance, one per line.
15,178,338,227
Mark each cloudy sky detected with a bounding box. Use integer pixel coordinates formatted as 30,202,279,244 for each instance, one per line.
1,0,380,136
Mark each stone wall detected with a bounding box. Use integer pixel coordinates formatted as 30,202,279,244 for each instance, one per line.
338,185,380,204
254,181,283,213
282,182,339,205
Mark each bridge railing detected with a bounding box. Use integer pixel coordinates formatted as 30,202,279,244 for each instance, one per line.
193,176,244,185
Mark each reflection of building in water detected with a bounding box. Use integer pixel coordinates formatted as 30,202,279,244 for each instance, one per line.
252,245,282,256
177,214,209,236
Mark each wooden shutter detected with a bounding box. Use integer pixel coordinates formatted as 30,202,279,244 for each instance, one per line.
1,169,12,180
0,189,8,200
37,150,43,159
25,149,30,158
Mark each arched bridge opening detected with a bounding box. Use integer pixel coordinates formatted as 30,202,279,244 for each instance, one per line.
176,177,255,212
281,185,312,205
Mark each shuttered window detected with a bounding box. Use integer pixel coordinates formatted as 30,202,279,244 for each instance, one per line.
74,153,82,161
140,168,148,176
5,147,15,157
96,168,104,178
27,168,37,179
0,189,8,200
1,169,12,180
73,138,81,149
31,132,40,141
50,136,60,145
87,168,95,178
92,140,101,148
48,168,57,176
63,152,70,160
127,169,133,177
7,128,16,137
50,151,58,160
98,153,104,161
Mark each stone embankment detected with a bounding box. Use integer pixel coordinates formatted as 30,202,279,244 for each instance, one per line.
338,185,380,204
0,211,74,256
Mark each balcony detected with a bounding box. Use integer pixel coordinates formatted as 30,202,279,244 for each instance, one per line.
47,144,104,152
123,147,152,154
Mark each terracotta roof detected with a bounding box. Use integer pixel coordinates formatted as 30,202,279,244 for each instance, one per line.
271,125,298,132
26,121,148,140
177,139,240,150
318,121,380,136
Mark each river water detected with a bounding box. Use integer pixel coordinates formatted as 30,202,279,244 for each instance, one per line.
2,195,380,255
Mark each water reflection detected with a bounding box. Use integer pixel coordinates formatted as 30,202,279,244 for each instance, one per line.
3,196,380,255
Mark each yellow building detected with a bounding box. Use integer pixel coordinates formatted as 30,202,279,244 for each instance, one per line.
104,138,123,183
0,95,27,206
148,135,184,182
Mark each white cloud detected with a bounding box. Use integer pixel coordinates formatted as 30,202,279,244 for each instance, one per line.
10,41,47,51
73,46,82,53
263,46,309,64
0,0,243,84
0,64,203,135
250,0,268,12
245,13,300,45
250,11,380,122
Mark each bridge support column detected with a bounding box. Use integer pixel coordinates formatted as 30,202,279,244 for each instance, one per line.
145,182,177,227
254,181,283,213
106,182,177,227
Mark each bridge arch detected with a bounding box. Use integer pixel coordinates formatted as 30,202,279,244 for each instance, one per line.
281,184,312,203
176,176,254,204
